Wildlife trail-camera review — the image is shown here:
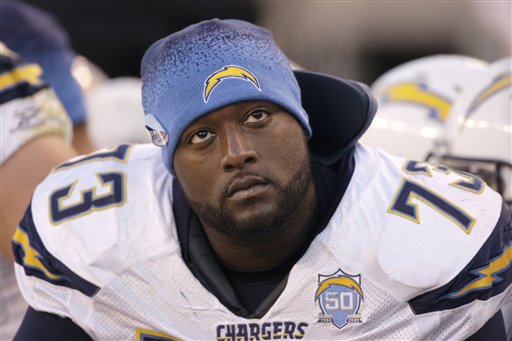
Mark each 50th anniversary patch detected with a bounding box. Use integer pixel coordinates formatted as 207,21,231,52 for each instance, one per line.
315,269,364,329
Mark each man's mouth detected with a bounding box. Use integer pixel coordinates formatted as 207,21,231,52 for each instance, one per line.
227,176,269,200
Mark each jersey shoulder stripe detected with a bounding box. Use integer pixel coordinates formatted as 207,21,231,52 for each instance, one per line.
409,200,512,314
0,53,49,104
0,45,72,164
342,145,505,301
12,204,99,296
15,144,177,290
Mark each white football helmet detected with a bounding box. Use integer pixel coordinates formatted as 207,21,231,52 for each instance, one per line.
430,58,512,205
361,55,488,160
85,77,151,149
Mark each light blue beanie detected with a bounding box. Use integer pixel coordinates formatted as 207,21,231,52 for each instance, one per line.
141,18,311,172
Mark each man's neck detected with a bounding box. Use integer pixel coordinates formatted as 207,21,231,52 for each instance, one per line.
201,182,316,272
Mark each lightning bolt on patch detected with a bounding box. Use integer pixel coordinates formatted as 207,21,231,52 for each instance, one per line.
315,276,364,301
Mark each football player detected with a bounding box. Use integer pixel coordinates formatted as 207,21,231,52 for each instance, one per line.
0,43,77,340
13,19,511,340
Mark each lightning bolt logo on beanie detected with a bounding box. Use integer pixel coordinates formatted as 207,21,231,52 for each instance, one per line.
204,65,260,103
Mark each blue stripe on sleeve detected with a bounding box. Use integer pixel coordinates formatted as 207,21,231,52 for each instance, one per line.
12,202,99,297
409,200,512,314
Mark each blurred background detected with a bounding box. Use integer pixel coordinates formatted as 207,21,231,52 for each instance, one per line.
21,0,511,84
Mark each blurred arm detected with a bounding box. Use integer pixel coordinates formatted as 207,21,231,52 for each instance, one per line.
0,134,77,261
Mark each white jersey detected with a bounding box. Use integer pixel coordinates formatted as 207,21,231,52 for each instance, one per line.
0,42,72,165
13,143,512,340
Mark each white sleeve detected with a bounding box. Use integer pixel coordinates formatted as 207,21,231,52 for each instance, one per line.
0,43,72,165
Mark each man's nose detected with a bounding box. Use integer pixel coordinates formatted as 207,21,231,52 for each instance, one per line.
220,128,257,172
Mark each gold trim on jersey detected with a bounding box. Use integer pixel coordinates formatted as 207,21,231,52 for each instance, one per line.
388,177,476,234
135,327,182,341
0,63,44,90
402,160,485,194
52,144,136,172
48,171,128,226
12,226,62,280
447,244,512,298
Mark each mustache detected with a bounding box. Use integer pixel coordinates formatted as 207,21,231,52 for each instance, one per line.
221,170,275,200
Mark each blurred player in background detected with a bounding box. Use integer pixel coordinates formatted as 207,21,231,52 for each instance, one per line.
0,2,92,338
0,43,78,340
0,3,155,339
0,0,95,155
361,54,488,160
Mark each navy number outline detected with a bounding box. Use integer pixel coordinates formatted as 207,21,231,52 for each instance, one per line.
49,172,127,225
48,145,133,225
403,160,485,194
388,178,475,234
53,144,134,171
388,160,484,234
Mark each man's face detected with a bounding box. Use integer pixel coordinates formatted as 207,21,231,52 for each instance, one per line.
174,100,312,241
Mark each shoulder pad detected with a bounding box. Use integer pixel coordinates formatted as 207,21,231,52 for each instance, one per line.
16,144,178,288
350,145,503,300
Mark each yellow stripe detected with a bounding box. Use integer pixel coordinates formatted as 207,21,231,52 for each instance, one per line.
0,64,44,91
469,75,512,114
135,327,182,341
381,83,452,120
12,226,62,280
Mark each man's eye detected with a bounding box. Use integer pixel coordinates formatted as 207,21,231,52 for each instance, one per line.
244,110,269,124
188,130,215,144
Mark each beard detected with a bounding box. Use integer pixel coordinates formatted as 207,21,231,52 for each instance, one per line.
187,155,313,242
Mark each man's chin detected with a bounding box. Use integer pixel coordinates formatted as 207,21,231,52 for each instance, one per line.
216,207,286,242
190,154,312,242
